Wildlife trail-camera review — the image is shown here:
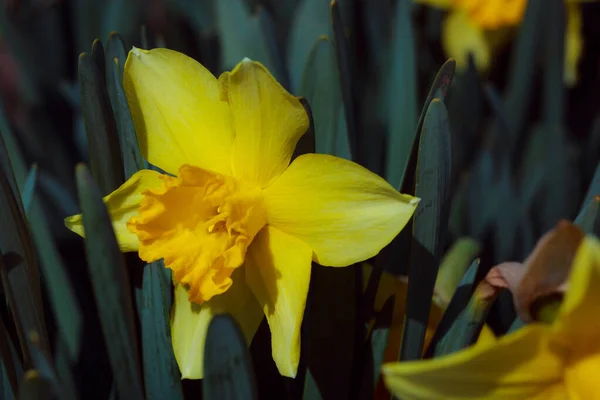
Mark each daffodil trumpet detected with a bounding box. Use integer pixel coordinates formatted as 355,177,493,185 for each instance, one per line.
66,47,419,379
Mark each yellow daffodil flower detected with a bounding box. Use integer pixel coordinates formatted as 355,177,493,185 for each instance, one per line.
65,48,419,379
417,0,591,86
382,235,600,400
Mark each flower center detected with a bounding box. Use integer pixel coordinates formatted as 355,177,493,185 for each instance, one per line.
127,164,267,303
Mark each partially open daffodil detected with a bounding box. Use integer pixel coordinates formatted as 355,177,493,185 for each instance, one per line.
65,48,419,379
382,235,600,400
417,0,591,86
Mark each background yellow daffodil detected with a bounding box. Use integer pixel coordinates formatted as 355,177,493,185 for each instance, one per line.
417,0,592,86
382,235,600,400
65,48,419,380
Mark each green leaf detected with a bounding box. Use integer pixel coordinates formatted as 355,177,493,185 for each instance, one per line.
331,0,357,161
430,260,480,357
0,316,21,397
303,265,356,400
364,295,395,395
335,107,352,160
300,36,342,155
386,0,418,188
0,138,49,363
541,0,565,127
105,32,145,180
399,59,455,194
215,0,281,81
574,186,600,236
0,100,83,368
400,99,452,361
134,261,184,400
497,0,544,147
18,371,53,400
79,44,125,195
203,314,257,400
581,162,600,213
76,164,144,400
21,164,38,216
28,333,76,400
287,0,332,93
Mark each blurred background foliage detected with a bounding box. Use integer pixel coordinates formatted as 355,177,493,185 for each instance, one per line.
0,0,599,399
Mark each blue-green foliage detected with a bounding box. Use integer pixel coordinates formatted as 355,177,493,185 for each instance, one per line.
0,0,597,399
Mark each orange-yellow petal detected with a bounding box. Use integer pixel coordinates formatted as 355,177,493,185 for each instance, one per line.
245,226,312,378
64,169,163,252
264,153,418,267
124,48,234,176
127,165,267,303
219,59,309,187
170,268,264,379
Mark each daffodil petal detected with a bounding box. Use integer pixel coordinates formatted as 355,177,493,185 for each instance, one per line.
124,48,234,176
245,226,312,378
382,325,565,400
64,169,163,252
442,10,491,71
170,268,264,379
551,236,600,352
219,59,309,187
264,154,419,267
565,352,600,400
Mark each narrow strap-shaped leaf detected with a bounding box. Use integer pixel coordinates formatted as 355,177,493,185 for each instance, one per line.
215,0,280,82
0,311,21,397
0,144,49,361
17,371,53,400
76,164,143,399
398,59,455,194
78,45,125,195
303,264,355,400
542,0,565,126
400,99,452,361
203,314,257,400
105,32,145,180
386,0,418,188
134,261,184,400
427,260,479,357
1,103,82,368
497,0,544,148
300,36,342,156
331,0,357,161
581,162,600,213
21,164,38,216
574,195,600,236
28,333,76,400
